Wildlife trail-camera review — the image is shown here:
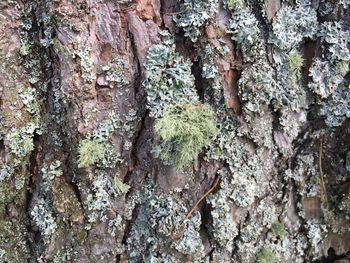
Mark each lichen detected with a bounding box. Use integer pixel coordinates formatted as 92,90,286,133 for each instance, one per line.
318,22,350,62
114,177,130,196
173,212,204,260
207,189,237,249
226,0,242,10
126,182,188,262
308,58,346,98
174,0,219,42
228,5,264,61
8,121,41,166
31,197,57,239
143,32,199,118
41,160,62,192
256,247,278,263
270,222,286,239
238,60,276,120
76,47,95,83
305,220,328,254
155,103,218,170
270,4,318,51
78,112,122,168
85,171,121,225
307,20,350,127
77,139,106,168
288,53,304,80
102,57,130,87
19,87,40,114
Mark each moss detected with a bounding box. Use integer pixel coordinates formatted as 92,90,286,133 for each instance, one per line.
155,103,218,170
270,221,286,238
256,247,277,263
288,53,304,80
77,139,105,168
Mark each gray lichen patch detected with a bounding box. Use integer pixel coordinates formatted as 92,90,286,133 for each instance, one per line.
174,0,219,42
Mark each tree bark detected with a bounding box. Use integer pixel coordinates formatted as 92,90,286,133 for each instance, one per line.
0,0,349,262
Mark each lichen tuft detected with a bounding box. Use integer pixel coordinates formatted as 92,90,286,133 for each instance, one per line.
155,103,218,170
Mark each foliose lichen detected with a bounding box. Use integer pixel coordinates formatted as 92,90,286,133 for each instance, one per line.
228,5,264,62
143,32,199,118
173,212,204,261
270,4,318,51
174,0,219,42
77,112,122,168
31,197,57,239
76,47,95,83
77,139,106,168
85,171,121,225
102,57,130,87
207,189,237,249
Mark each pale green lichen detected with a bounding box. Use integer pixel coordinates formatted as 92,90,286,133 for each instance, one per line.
155,103,218,170
305,220,328,254
126,183,188,262
321,84,350,127
19,44,30,56
288,53,304,80
308,21,350,127
207,189,237,249
319,22,350,62
78,112,122,168
256,247,278,263
19,87,40,114
239,60,276,120
114,177,130,196
0,165,12,182
8,122,41,163
41,160,62,192
308,58,346,98
108,215,123,237
226,0,242,10
228,5,264,61
77,139,105,168
270,222,286,239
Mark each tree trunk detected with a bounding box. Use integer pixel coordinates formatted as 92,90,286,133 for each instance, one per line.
0,0,349,262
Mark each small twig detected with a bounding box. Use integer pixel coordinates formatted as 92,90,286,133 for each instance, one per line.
185,176,220,220
319,139,327,202
171,176,221,240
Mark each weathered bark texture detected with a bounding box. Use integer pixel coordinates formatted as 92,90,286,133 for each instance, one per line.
0,0,349,262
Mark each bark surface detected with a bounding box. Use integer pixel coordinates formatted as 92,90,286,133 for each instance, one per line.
0,0,349,262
